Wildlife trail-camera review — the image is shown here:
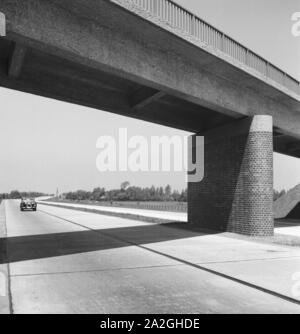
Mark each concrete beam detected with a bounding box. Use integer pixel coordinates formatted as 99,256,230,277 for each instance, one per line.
130,87,165,110
8,44,27,78
0,12,5,37
1,0,300,138
32,60,123,93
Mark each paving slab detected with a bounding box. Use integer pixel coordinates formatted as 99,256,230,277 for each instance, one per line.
4,200,300,313
11,265,300,314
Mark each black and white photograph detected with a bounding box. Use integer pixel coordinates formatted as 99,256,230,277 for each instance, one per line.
0,0,300,317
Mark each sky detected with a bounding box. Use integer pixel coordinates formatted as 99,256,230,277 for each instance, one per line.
177,0,300,80
0,0,300,194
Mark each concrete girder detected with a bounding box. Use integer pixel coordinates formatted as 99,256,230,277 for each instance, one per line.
0,0,299,140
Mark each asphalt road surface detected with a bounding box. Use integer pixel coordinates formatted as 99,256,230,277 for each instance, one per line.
1,200,300,314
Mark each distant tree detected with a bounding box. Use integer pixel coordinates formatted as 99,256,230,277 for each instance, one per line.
150,186,156,198
0,193,8,201
159,187,164,198
10,190,21,199
164,185,172,200
91,187,106,201
172,190,181,201
121,181,130,191
1,191,48,200
62,184,187,203
180,189,187,202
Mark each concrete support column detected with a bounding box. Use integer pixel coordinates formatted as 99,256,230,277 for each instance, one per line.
188,115,274,236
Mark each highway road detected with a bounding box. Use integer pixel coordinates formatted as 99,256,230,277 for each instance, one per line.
1,200,300,314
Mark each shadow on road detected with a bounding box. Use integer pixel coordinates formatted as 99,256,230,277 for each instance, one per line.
0,222,218,264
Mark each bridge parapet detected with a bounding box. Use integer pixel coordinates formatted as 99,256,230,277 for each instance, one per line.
111,0,300,97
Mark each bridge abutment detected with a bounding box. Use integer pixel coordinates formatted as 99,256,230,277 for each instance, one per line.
188,115,274,236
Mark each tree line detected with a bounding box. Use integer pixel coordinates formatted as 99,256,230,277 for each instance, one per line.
64,184,287,203
0,190,48,200
64,182,187,202
0,187,287,203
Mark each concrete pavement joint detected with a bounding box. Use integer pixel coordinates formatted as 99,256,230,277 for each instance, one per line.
10,254,300,278
10,263,186,278
39,208,300,307
10,250,300,278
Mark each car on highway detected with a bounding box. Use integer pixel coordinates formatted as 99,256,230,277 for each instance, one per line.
20,198,37,211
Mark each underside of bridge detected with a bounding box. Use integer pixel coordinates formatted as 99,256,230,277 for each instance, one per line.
0,39,233,133
1,0,300,236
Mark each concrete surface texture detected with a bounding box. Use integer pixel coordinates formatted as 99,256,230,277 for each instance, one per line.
1,200,300,314
0,0,300,151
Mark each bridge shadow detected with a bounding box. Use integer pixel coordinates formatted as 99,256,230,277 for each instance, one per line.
286,202,300,220
0,222,219,264
274,201,300,228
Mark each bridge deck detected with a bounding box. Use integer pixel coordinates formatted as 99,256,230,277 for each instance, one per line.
111,0,300,98
0,0,300,156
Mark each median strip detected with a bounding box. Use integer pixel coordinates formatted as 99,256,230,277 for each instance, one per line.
38,201,187,225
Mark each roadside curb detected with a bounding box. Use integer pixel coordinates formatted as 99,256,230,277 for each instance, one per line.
38,202,180,225
0,201,12,314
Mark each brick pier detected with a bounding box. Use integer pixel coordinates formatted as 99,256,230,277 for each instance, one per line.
188,115,274,236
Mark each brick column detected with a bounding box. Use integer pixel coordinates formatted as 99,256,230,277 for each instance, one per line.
188,115,273,236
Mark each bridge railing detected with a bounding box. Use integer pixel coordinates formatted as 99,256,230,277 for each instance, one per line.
129,0,300,96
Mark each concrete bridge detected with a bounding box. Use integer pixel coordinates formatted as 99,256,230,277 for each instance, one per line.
1,0,300,236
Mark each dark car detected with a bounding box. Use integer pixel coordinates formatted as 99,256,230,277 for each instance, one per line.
20,198,37,211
